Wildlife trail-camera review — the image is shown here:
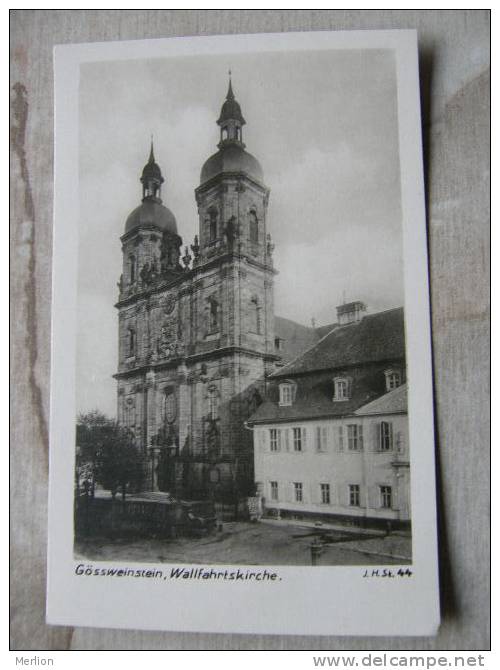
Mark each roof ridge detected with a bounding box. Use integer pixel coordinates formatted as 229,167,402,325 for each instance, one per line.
271,322,339,377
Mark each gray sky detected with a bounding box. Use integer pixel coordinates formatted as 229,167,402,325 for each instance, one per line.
77,48,403,417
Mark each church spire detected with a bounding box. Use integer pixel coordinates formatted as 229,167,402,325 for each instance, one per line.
226,70,234,100
148,135,155,163
217,72,246,147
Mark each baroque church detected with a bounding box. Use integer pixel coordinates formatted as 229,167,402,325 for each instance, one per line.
115,79,280,499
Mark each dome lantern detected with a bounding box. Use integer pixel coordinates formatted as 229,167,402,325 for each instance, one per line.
217,72,246,147
140,138,164,202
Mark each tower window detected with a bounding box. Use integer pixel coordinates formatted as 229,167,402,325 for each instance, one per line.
250,295,262,334
127,328,136,357
249,210,259,243
207,387,220,420
208,209,218,242
207,295,220,332
129,255,137,284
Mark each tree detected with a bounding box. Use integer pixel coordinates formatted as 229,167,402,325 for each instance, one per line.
76,411,144,500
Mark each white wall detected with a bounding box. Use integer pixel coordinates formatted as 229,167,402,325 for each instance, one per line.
254,413,410,521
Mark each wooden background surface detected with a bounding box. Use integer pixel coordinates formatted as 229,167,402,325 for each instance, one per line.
10,10,490,650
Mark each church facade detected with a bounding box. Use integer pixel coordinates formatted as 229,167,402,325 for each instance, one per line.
114,80,278,500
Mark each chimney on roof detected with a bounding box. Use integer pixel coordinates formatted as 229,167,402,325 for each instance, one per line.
337,300,367,325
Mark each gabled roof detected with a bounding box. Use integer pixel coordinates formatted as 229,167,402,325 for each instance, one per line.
274,315,319,365
272,307,405,378
355,383,407,416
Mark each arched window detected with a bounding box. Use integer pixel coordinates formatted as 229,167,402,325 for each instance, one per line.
250,295,262,334
249,210,259,244
208,209,218,242
124,397,135,428
221,127,228,141
207,295,220,333
127,327,136,357
207,386,220,420
162,387,177,425
129,254,136,283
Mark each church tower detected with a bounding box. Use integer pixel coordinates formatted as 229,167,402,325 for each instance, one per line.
186,76,277,495
115,78,277,500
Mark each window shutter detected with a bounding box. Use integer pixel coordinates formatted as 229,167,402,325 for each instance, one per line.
396,430,404,454
322,426,328,452
337,425,344,452
284,428,290,451
347,377,353,399
358,424,364,451
301,427,307,451
371,422,380,452
277,429,282,452
316,426,321,452
389,422,394,450
368,485,379,510
259,429,266,452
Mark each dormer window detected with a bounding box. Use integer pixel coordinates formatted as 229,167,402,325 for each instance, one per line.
274,337,284,351
333,377,350,402
279,381,296,407
385,368,402,391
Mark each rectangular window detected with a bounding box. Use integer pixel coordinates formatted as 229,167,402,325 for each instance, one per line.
294,482,303,502
349,484,360,507
334,378,350,401
320,483,330,504
270,481,278,501
380,485,392,509
293,427,302,452
379,421,393,451
347,424,363,451
270,428,278,452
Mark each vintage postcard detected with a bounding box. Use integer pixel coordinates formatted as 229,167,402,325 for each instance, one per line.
47,29,440,635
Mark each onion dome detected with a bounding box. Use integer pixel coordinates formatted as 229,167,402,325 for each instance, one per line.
125,200,177,235
201,144,263,184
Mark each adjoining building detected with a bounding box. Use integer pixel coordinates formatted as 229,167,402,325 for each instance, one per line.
248,304,411,529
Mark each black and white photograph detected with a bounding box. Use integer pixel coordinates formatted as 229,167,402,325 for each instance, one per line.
47,29,439,636
74,47,412,569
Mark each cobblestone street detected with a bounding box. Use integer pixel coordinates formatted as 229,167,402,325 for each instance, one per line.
75,520,412,566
